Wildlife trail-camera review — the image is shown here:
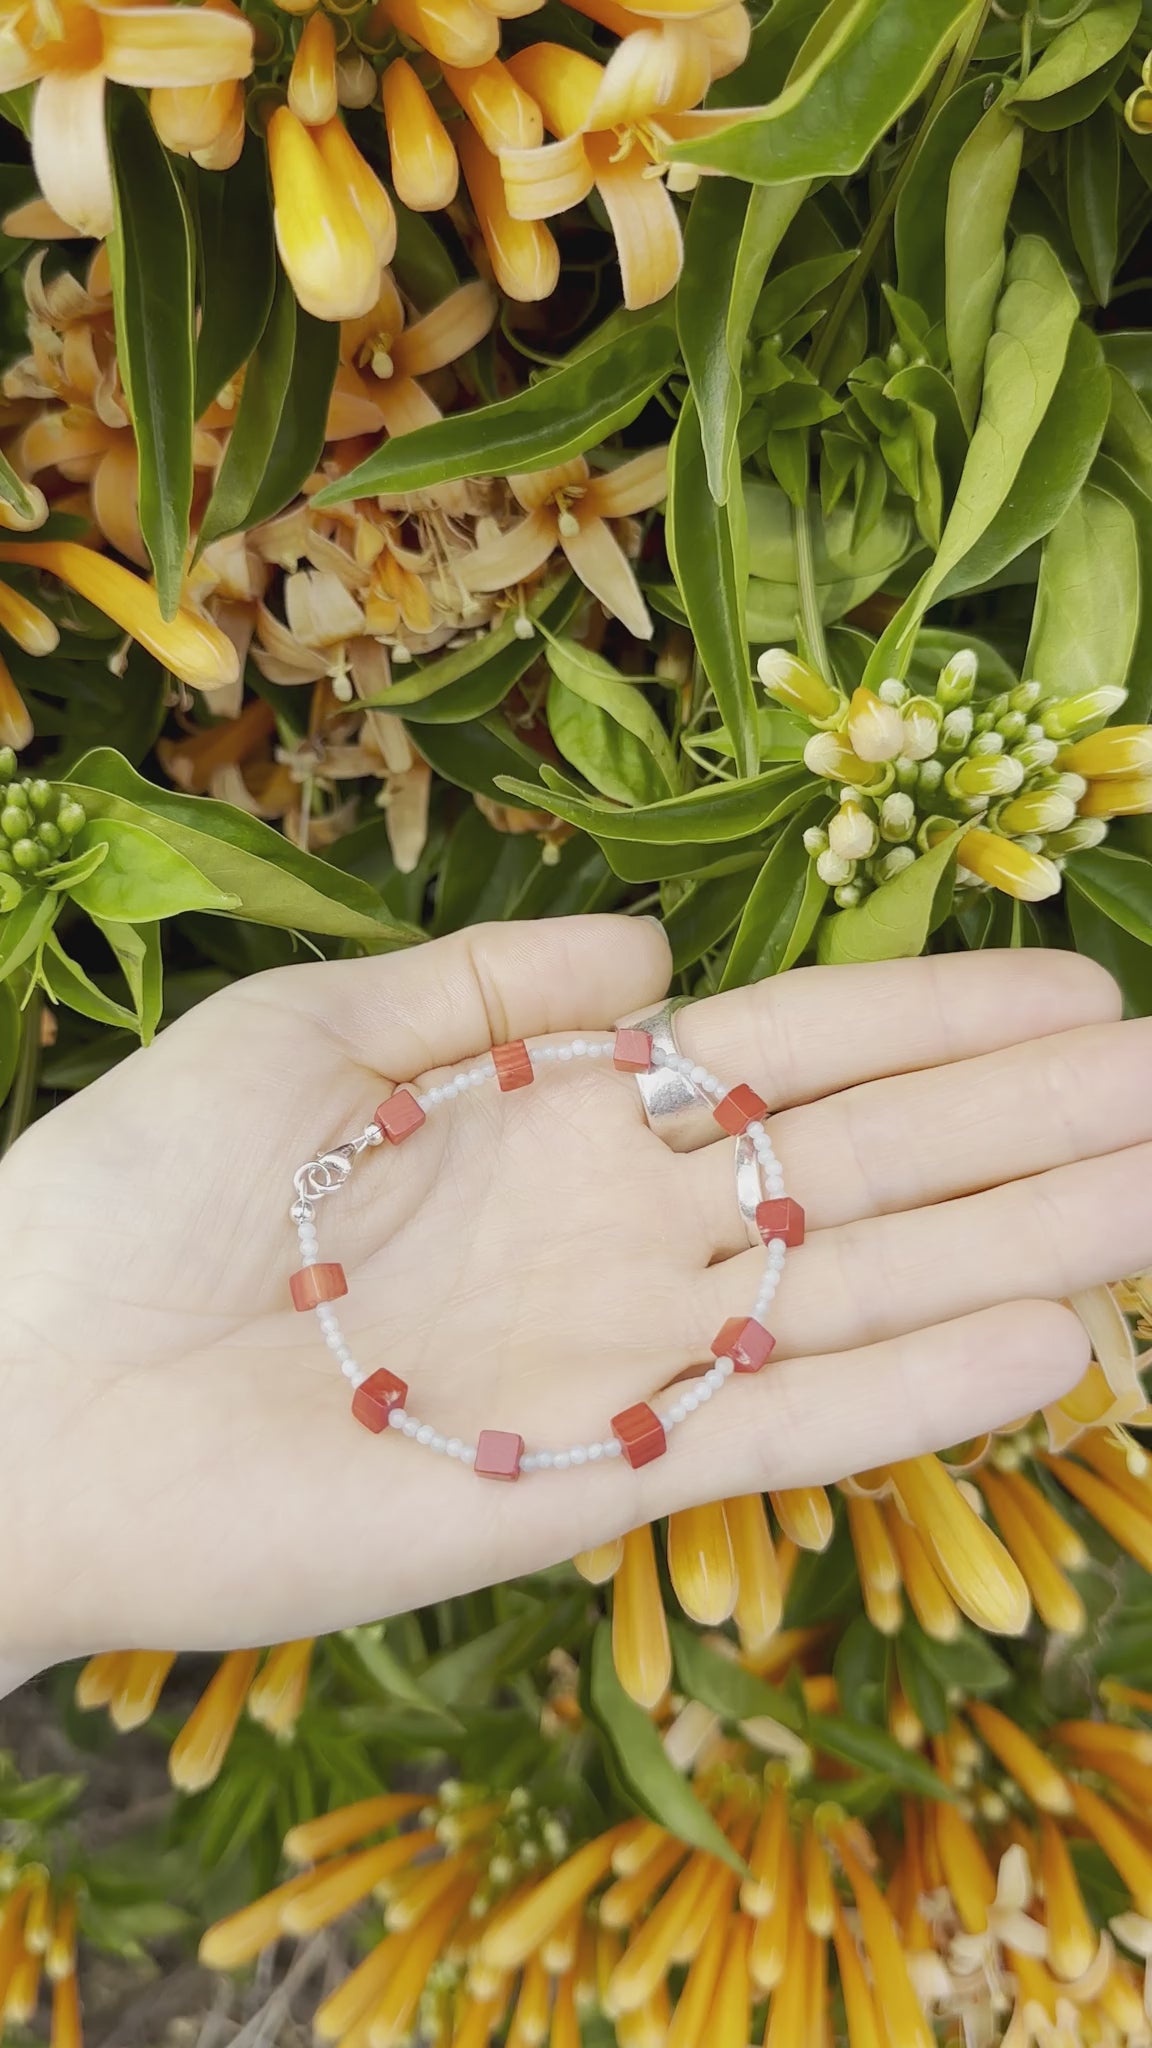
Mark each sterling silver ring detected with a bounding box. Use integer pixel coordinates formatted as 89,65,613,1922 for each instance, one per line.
615,996,718,1152
735,1134,766,1249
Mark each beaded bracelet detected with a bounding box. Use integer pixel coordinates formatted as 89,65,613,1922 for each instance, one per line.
287,1029,804,1482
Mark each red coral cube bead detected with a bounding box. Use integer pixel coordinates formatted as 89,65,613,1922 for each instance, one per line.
375,1089,426,1144
613,1027,652,1074
289,1263,347,1312
713,1084,769,1136
493,1040,534,1092
475,1429,524,1481
352,1368,409,1433
756,1197,806,1248
611,1402,667,1469
712,1317,776,1375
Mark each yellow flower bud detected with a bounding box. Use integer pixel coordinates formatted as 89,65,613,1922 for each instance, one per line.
957,828,1062,901
382,59,460,211
756,648,841,722
267,106,380,322
1125,85,1152,133
1059,722,1152,779
288,9,338,125
1040,685,1128,740
314,117,396,265
828,799,878,861
802,731,885,788
666,1503,737,1626
996,786,1077,835
899,697,940,761
1078,773,1152,818
846,685,906,763
949,752,1024,800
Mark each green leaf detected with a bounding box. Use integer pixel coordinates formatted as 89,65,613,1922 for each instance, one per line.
678,177,808,502
745,480,914,638
894,75,987,322
1024,480,1140,698
945,98,1024,430
1067,880,1152,1015
63,751,418,945
1065,846,1152,948
670,1623,805,1731
40,935,138,1032
667,395,757,778
587,1625,746,1870
720,806,829,987
312,317,677,502
545,637,677,801
817,827,964,965
369,577,579,719
865,236,1079,683
0,447,37,528
0,980,19,1105
1093,456,1152,722
94,919,163,1044
907,1620,1013,1697
1068,106,1121,305
1008,0,1140,102
665,0,977,182
807,1713,953,1800
938,322,1110,597
106,88,195,620
196,270,299,554
833,1614,889,1725
193,133,277,418
68,820,239,922
661,862,762,971
0,890,58,983
496,766,812,845
348,1629,464,1730
243,302,339,532
893,1633,949,1737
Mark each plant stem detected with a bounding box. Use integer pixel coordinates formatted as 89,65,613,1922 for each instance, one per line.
809,0,993,385
3,986,42,1155
793,489,831,679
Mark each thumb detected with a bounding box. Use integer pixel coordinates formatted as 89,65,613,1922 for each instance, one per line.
265,914,672,1078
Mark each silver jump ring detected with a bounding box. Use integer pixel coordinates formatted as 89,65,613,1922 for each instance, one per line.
614,996,717,1152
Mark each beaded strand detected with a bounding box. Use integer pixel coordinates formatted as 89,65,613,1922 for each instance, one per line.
287,1028,804,1481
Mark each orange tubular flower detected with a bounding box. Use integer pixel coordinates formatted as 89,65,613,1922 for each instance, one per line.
288,8,338,125
334,271,496,442
267,107,382,322
501,42,685,308
0,0,254,238
461,447,668,639
150,78,245,166
0,540,239,689
457,125,559,303
381,58,459,211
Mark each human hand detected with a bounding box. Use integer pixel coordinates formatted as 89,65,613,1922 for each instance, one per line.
0,916,1146,1665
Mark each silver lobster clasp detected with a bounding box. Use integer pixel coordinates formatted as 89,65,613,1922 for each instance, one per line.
292,1144,356,1211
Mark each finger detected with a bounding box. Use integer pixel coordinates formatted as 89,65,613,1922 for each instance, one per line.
692,1140,1152,1360
235,915,672,1079
631,1300,1089,1514
688,1015,1152,1259
672,949,1120,1128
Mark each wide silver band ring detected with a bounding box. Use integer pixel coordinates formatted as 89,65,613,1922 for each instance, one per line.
619,999,769,1247
615,997,718,1153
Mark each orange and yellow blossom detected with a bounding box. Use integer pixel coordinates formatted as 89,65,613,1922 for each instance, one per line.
0,0,254,238
331,271,496,444
0,539,238,689
461,447,668,639
498,33,748,307
267,106,396,322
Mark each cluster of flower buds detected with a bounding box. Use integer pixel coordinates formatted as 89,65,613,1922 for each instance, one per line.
430,1780,569,1919
758,647,1152,909
0,755,85,891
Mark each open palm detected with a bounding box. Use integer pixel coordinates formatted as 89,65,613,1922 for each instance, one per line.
1,914,1148,1672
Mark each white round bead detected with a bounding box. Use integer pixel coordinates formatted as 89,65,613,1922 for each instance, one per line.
460,1446,476,1465
705,1366,725,1391
521,1455,537,1473
341,1358,359,1381
695,1380,713,1402
746,1122,764,1141
446,1438,463,1459
364,1124,384,1146
416,1424,434,1446
403,1417,421,1438
430,1434,447,1455
536,1451,554,1469
325,1329,346,1352
572,1039,587,1056
389,1408,407,1429
569,1446,588,1466
604,1439,623,1458
680,1391,699,1413
669,1401,687,1425
553,1451,571,1470
558,1046,573,1062
587,1442,604,1461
